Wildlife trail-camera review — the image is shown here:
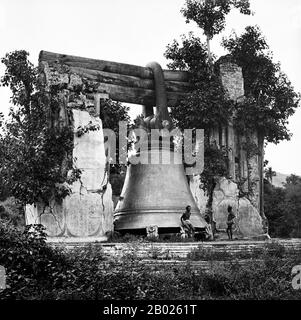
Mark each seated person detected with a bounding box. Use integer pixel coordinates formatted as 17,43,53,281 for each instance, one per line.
180,205,195,237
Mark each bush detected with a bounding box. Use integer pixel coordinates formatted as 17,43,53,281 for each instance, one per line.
0,197,25,228
202,255,301,299
0,221,74,299
1,221,301,300
187,241,292,261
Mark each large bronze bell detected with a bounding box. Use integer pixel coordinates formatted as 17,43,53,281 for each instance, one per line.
114,62,207,234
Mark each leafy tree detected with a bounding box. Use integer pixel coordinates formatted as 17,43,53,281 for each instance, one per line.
0,177,9,201
264,180,287,237
165,6,300,224
284,174,301,186
164,33,234,133
0,50,129,207
284,176,301,237
0,50,74,205
99,99,130,200
264,174,301,238
181,0,252,69
165,32,211,81
0,197,24,228
164,33,232,213
222,26,300,143
265,166,276,184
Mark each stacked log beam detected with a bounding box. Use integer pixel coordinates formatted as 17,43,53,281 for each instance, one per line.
39,51,192,106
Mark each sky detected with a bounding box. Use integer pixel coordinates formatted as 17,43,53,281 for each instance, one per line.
0,0,300,175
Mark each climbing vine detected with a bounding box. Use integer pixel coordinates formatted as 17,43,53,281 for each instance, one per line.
0,50,130,206
164,34,233,208
76,121,101,137
98,99,130,202
0,51,76,205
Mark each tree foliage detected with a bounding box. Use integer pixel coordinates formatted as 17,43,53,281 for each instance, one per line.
200,142,229,205
0,197,24,227
181,0,252,66
164,6,300,211
264,166,276,184
181,0,252,40
164,33,234,132
0,50,75,205
165,32,211,79
264,174,301,238
164,33,232,206
222,26,300,143
166,9,300,146
0,50,129,205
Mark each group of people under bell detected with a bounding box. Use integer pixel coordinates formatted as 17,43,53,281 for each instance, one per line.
180,204,236,240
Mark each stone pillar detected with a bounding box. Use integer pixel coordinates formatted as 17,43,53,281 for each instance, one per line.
258,134,265,217
238,134,249,193
219,61,244,180
25,109,114,242
219,62,244,101
25,62,115,243
245,132,261,210
227,124,236,179
209,58,268,239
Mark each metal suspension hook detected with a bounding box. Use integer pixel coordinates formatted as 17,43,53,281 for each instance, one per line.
142,61,172,130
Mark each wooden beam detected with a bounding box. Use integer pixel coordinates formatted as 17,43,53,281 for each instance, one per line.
39,50,192,106
39,50,191,83
67,66,191,93
86,83,187,106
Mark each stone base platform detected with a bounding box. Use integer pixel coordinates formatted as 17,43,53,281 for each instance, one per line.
47,236,108,244
48,238,301,260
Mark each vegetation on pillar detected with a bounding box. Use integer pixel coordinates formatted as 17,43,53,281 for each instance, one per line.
165,0,253,202
98,99,130,199
165,2,300,209
0,50,130,207
0,50,76,205
164,32,235,133
222,26,300,144
165,36,231,213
